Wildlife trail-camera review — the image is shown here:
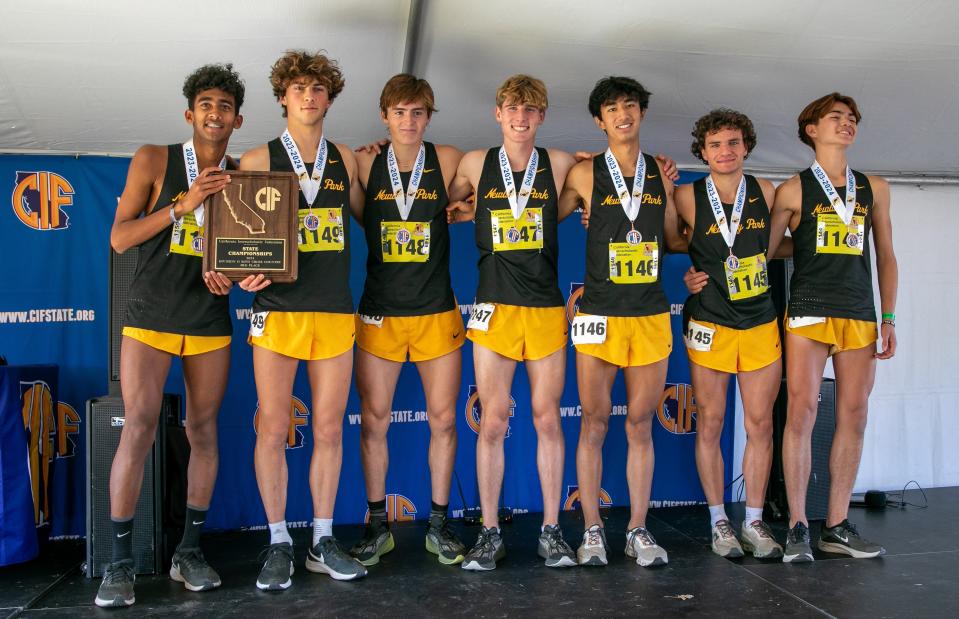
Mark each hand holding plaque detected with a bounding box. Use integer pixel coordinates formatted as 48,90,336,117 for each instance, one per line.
202,170,299,283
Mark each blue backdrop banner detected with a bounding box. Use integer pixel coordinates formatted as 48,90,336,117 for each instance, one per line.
0,153,732,536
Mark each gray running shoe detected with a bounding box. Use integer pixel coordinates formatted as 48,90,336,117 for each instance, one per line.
306,536,368,580
425,514,466,565
537,524,577,568
461,527,505,571
711,519,745,558
625,526,668,567
818,520,884,559
349,521,394,566
783,522,814,563
577,524,608,566
170,547,221,591
740,520,783,559
94,560,135,607
256,542,294,590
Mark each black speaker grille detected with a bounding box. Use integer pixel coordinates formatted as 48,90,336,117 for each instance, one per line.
807,378,836,521
108,247,139,392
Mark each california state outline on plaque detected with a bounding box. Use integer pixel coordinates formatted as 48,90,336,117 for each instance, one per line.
223,183,266,234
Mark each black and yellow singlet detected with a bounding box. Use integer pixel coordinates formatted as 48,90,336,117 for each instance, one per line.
358,142,454,316
473,147,562,307
124,144,233,336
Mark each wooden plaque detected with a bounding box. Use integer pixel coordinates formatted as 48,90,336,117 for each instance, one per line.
202,170,299,283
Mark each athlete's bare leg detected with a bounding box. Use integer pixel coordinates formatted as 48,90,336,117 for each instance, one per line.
356,349,403,502
473,343,518,530
417,349,461,505
737,359,782,511
575,352,619,528
526,347,566,527
181,344,231,507
110,336,173,518
623,358,668,530
252,346,299,523
827,346,876,527
306,349,353,519
783,332,830,527
690,362,731,507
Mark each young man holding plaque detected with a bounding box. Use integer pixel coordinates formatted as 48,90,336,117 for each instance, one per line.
348,74,468,567
237,50,366,589
446,75,580,571
769,93,898,562
96,64,244,608
558,77,683,568
673,109,784,560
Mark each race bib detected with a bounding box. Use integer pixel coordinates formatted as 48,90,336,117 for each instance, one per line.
491,208,543,251
358,313,384,327
467,303,495,332
725,253,769,301
169,211,204,257
249,311,268,337
298,207,344,252
816,213,864,255
684,320,715,352
788,316,826,329
380,221,430,262
571,314,607,345
608,242,658,284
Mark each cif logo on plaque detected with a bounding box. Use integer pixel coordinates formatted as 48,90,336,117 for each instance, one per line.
11,171,75,231
658,382,699,434
255,185,282,212
253,396,310,449
364,494,417,523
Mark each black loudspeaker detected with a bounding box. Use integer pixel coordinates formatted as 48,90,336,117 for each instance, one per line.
108,247,139,395
85,393,179,577
766,378,836,521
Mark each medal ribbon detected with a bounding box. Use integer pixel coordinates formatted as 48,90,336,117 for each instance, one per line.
604,148,646,225
181,140,226,227
704,174,747,252
281,129,327,207
498,146,539,219
810,161,856,225
386,143,426,221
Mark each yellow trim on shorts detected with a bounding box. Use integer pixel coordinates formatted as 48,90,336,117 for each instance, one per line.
466,304,567,361
785,314,878,356
574,312,672,367
356,308,465,362
686,318,781,374
249,311,355,361
122,327,230,357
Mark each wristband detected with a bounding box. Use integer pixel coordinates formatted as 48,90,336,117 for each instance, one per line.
881,312,895,321
881,318,896,328
169,204,178,224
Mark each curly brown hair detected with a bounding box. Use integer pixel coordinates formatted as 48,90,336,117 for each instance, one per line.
269,50,345,117
690,108,757,163
797,92,861,148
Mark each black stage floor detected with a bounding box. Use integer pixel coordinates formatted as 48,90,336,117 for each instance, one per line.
1,486,955,618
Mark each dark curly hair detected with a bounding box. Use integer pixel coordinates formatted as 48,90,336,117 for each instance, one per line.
182,63,245,111
270,50,345,117
690,108,757,163
587,76,651,119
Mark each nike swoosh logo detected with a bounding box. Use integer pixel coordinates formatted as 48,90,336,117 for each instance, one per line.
192,520,205,525
646,174,658,179
536,167,547,173
452,332,460,339
748,197,760,203
117,531,130,538
328,159,339,164
423,168,435,173
855,185,865,189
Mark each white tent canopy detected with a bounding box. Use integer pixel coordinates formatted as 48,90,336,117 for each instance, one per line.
2,0,958,178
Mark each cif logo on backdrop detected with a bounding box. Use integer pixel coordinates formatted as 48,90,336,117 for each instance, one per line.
20,381,56,526
658,382,698,434
566,282,584,322
253,396,310,449
465,385,515,437
364,494,417,523
563,485,613,511
12,171,75,230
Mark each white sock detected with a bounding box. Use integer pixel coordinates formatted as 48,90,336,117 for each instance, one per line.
744,506,764,526
312,518,333,546
269,520,292,546
708,504,727,527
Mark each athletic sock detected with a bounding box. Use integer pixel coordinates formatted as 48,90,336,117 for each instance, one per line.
269,520,293,546
312,518,333,546
177,504,208,551
111,517,134,563
429,501,448,524
368,499,388,527
708,504,728,527
744,506,764,526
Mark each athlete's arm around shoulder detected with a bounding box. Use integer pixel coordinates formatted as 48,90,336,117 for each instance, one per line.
673,181,695,243
768,174,801,260
558,158,592,222
661,162,686,252
446,148,484,222
870,175,898,359
330,140,365,223
435,144,465,195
